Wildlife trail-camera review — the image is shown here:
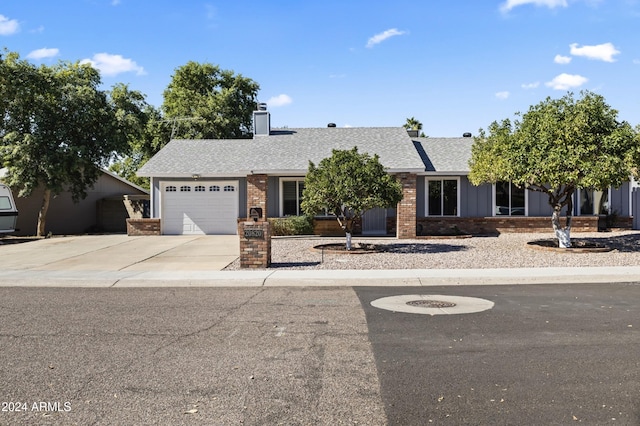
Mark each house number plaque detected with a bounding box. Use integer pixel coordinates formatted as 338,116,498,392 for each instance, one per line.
243,228,264,239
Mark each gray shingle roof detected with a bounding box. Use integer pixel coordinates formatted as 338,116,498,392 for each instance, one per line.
136,128,476,177
137,127,426,177
412,137,474,173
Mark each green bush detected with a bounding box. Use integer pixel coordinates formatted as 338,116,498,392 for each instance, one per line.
269,215,314,236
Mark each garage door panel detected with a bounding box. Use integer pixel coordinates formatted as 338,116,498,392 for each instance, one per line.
161,181,239,235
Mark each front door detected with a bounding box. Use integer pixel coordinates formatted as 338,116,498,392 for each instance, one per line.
362,208,387,235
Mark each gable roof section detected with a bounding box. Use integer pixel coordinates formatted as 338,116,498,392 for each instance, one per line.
412,137,474,173
1,167,149,194
137,127,425,177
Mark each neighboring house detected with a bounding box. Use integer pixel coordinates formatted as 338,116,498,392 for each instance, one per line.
136,106,633,237
0,168,149,236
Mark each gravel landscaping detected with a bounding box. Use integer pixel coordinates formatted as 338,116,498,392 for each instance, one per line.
225,230,640,270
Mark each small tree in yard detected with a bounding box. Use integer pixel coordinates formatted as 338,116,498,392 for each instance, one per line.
469,91,639,248
301,147,403,250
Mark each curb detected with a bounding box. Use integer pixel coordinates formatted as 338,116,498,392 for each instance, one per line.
1,266,639,287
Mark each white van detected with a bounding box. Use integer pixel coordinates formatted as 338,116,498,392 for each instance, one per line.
0,184,18,234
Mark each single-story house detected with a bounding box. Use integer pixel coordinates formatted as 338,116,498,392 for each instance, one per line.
0,168,149,236
136,106,634,237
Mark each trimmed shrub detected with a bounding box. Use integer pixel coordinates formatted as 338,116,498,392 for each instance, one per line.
268,215,314,236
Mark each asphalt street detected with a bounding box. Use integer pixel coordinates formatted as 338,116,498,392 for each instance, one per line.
357,284,640,425
1,284,639,425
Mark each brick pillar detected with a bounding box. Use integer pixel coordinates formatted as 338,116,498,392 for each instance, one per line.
246,174,268,220
396,173,417,239
238,221,271,268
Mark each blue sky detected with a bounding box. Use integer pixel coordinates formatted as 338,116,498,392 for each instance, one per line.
1,0,639,136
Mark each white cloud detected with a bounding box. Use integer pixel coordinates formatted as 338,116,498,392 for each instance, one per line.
0,14,19,35
26,48,59,60
521,82,540,89
205,4,216,20
554,54,572,64
545,73,588,90
266,94,293,107
366,28,407,48
569,42,620,62
495,91,510,100
80,53,145,77
500,0,567,13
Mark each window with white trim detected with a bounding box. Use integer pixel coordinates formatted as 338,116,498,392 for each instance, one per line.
426,178,459,216
165,186,177,192
209,185,220,192
195,185,206,192
224,185,235,192
578,188,609,215
280,179,305,216
494,181,525,216
180,186,191,192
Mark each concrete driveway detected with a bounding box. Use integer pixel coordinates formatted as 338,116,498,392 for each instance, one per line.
0,234,240,272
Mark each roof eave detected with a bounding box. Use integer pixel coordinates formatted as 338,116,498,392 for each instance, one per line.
419,170,470,175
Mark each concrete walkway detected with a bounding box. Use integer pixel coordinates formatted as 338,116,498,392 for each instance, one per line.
1,234,640,287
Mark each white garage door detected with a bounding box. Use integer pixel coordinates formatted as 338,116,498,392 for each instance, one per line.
161,181,239,235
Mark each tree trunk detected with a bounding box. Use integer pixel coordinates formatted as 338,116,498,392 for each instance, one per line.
343,217,354,251
37,188,51,237
551,206,572,248
345,232,352,251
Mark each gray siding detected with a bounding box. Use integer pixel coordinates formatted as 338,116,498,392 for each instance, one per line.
609,183,630,216
13,172,147,236
460,178,492,217
267,176,280,217
416,177,425,217
527,191,552,216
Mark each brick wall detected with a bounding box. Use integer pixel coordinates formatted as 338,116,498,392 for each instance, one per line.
238,221,271,268
246,174,268,220
396,173,417,239
126,218,161,236
416,216,602,236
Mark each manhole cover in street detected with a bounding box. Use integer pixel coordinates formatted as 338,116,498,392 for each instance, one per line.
406,300,457,308
371,294,494,316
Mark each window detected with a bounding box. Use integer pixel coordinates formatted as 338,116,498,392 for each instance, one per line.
0,196,11,210
495,181,525,216
165,186,177,192
224,185,235,192
180,186,191,192
281,179,305,216
426,179,458,216
195,185,206,192
209,185,220,192
578,188,609,215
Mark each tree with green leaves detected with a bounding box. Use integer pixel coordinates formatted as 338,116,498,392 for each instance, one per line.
109,102,168,188
0,50,146,236
162,61,260,139
469,91,639,247
111,61,261,185
301,147,403,250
